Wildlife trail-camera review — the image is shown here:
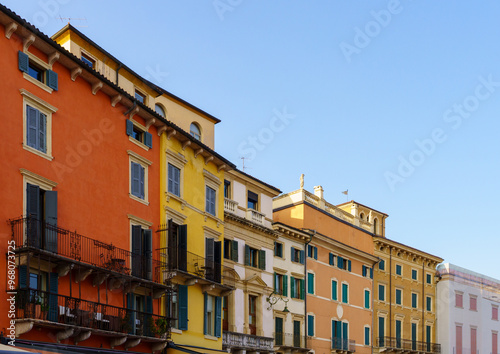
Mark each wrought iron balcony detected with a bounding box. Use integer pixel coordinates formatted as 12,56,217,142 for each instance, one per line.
376,337,441,353
157,246,236,289
331,338,356,352
9,216,165,286
15,288,171,341
223,331,274,352
274,332,308,349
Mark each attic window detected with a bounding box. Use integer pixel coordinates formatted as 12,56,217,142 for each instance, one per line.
135,90,146,104
81,53,95,68
190,123,201,141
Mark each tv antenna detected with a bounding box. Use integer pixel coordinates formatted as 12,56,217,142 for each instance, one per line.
59,16,88,27
240,157,251,172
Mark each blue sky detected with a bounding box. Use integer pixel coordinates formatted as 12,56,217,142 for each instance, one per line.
5,0,500,279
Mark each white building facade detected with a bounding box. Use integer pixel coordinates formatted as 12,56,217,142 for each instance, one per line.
437,263,500,354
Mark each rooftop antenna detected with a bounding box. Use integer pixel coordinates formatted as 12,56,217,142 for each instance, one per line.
59,16,88,27
240,157,250,172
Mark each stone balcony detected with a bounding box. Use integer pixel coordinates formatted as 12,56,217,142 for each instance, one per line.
223,331,274,353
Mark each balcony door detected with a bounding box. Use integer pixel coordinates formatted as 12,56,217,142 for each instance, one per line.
293,320,301,347
249,295,257,335
26,183,58,252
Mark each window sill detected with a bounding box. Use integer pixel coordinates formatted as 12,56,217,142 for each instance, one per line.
23,72,53,93
204,212,223,224
171,328,182,334
129,136,150,151
129,193,149,205
204,334,219,341
23,144,53,161
166,192,187,207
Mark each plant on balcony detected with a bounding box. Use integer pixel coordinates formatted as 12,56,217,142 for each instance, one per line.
120,313,132,333
149,317,169,338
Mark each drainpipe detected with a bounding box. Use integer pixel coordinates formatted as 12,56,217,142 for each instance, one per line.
124,101,137,116
389,247,393,340
115,63,122,86
304,229,315,349
372,258,381,354
422,260,425,343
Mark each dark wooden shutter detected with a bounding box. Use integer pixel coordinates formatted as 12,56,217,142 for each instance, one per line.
299,250,305,264
48,272,58,321
370,268,373,279
18,51,29,73
283,275,288,297
126,119,134,136
290,277,295,298
244,245,250,266
144,229,152,280
313,247,317,260
26,106,38,149
178,285,188,330
259,249,266,270
214,241,221,283
131,162,140,197
46,69,58,91
300,279,305,300
19,265,28,289
231,240,238,262
26,184,40,248
215,296,222,337
205,238,215,281
178,224,187,271
131,225,142,277
203,292,208,335
127,293,134,334
38,112,46,153
44,190,58,253
144,131,152,148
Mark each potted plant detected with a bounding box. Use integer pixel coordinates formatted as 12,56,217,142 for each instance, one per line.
34,297,42,319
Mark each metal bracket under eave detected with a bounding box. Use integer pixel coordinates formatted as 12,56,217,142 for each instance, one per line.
5,22,18,39
71,67,82,81
23,34,35,52
92,81,103,95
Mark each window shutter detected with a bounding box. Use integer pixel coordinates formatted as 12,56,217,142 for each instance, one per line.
131,162,140,197
144,131,153,148
48,272,58,322
26,106,38,149
273,272,277,292
332,280,337,301
205,238,215,281
335,320,342,340
342,322,348,342
338,257,344,269
18,51,29,73
299,250,305,264
313,247,317,260
46,69,58,91
300,279,305,300
126,119,134,136
365,327,370,345
291,247,295,261
245,245,250,266
178,224,187,271
44,191,58,253
348,260,352,272
203,292,208,335
38,112,46,153
140,164,145,199
283,275,288,297
26,184,41,248
131,225,142,277
215,296,222,337
145,295,153,336
290,277,295,298
329,253,334,265
307,315,314,337
19,265,28,289
214,241,222,283
259,250,266,270
144,229,152,280
178,285,188,330
365,290,370,309
370,268,373,279
127,293,134,334
362,266,366,277
231,240,238,262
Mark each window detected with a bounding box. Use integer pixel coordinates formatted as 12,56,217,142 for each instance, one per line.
205,238,222,282
412,269,418,280
411,293,418,308
396,319,402,344
426,296,432,311
126,120,153,148
471,327,477,354
379,260,385,271
337,256,351,272
21,90,57,159
205,186,216,216
190,122,201,140
364,290,370,309
426,325,431,349
224,180,231,198
274,242,283,258
275,317,284,345
135,90,146,104
155,104,165,117
362,265,373,278
80,53,95,68
131,161,145,200
395,264,402,276
307,314,314,337
395,288,402,305
493,306,499,321
291,247,304,264
168,164,181,196
456,325,462,354
222,296,229,331
247,191,258,210
18,51,58,91
332,280,338,301
291,277,305,300
329,253,336,266
274,273,287,296
341,283,349,303
244,245,265,270
249,295,257,335
293,320,301,347
426,273,432,284
204,293,222,337
378,317,385,344
307,273,315,294
332,320,348,349
378,284,385,301
307,245,317,259
166,285,188,330
456,292,463,308
493,332,498,354
131,224,153,280
223,239,238,262
364,326,370,346
470,295,477,311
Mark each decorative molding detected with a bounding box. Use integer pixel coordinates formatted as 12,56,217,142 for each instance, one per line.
157,125,167,136
218,164,226,172
48,52,60,66
166,149,187,166
164,205,187,225
203,169,222,187
194,148,204,158
127,150,152,166
111,94,122,107
92,81,103,95
5,22,18,39
127,214,153,227
204,156,214,165
110,337,127,349
167,128,176,140
182,140,191,151
145,118,155,130
129,106,139,120
15,321,33,336
20,169,58,189
203,226,222,239
71,67,82,81
19,89,58,112
56,328,74,342
23,34,35,52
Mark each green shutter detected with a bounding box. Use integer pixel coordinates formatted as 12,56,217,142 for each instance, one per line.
365,327,370,345
290,277,295,298
307,273,314,294
338,257,344,269
378,317,385,341
299,250,305,264
379,284,385,301
18,51,29,73
347,260,351,272
178,285,188,330
300,279,305,300
332,280,337,301
231,240,238,262
307,315,314,336
364,290,370,309
313,246,317,260
19,265,28,289
274,272,278,292
291,247,295,261
370,268,373,279
283,275,288,297
329,253,334,265
46,69,58,91
396,320,401,340
259,250,266,270
245,245,250,266
342,283,348,303
215,296,221,337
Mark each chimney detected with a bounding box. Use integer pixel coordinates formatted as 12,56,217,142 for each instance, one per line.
313,186,324,199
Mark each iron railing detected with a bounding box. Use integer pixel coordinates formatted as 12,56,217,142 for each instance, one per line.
376,337,441,353
274,332,307,348
157,247,236,288
9,216,164,284
15,288,171,338
331,338,356,352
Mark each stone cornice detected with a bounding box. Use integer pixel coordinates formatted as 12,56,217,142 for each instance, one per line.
224,212,278,238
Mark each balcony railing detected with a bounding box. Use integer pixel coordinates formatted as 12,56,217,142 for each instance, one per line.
246,209,265,225
376,337,441,353
15,288,170,339
158,247,236,289
274,332,307,348
9,216,164,285
223,331,274,351
224,198,238,214
331,338,356,352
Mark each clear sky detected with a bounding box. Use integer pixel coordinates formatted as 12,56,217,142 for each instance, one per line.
4,0,500,279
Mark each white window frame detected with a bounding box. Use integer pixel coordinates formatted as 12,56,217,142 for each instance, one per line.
128,150,151,205
204,169,221,219
166,149,187,202
22,51,54,94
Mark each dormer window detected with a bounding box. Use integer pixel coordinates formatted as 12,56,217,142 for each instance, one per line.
155,104,165,117
190,123,201,140
80,53,95,68
135,90,146,104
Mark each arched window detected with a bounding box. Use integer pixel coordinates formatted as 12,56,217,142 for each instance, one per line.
373,219,378,235
359,213,364,220
155,104,165,117
190,123,201,140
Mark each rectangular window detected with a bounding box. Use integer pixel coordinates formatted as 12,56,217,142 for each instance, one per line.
341,283,349,303
80,53,95,68
224,180,231,198
126,120,152,148
274,242,283,258
395,288,402,305
307,314,314,337
205,186,216,216
135,90,146,104
329,253,336,266
222,296,228,331
426,296,432,312
412,269,418,280
471,327,477,354
337,256,351,271
223,239,238,262
411,293,418,308
307,245,318,259
307,273,314,294
204,293,221,337
470,295,477,311
378,317,385,344
426,273,432,284
274,273,287,296
248,295,257,335
293,320,301,347
364,290,370,309
379,260,385,271
493,332,498,354
332,280,338,301
247,191,258,210
18,51,58,91
362,265,372,278
364,327,370,346
26,105,47,153
456,293,463,308
456,325,462,354
244,245,265,270
395,264,402,275
166,284,188,330
275,317,284,345
291,247,304,264
493,306,499,320
131,225,153,280
291,277,305,300
131,161,145,199
378,284,385,301
168,164,181,196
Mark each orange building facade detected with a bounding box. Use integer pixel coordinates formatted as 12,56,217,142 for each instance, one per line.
273,186,378,354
